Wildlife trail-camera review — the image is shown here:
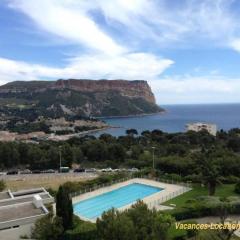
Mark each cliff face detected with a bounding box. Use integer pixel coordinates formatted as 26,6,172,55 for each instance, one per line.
0,79,156,104
52,79,156,104
0,79,162,117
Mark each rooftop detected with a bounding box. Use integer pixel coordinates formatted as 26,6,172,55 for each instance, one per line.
0,202,45,223
0,193,50,207
0,191,10,200
0,188,54,230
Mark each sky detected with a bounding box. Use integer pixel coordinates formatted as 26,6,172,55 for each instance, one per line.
1,0,240,104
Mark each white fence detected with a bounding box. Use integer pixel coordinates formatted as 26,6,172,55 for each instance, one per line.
147,186,191,209
70,175,192,199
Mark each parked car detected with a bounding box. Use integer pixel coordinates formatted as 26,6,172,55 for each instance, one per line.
101,168,113,172
42,169,55,173
7,170,18,175
59,167,70,173
20,169,32,174
74,168,85,173
129,168,139,172
32,170,41,174
112,169,120,172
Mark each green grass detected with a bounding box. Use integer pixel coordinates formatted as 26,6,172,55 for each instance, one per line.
164,184,238,208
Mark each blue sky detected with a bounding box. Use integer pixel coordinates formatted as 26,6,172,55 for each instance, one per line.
1,0,240,104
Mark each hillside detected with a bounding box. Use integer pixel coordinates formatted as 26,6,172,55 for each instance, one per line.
0,79,163,118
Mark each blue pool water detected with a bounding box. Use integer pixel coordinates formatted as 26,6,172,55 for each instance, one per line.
73,183,163,220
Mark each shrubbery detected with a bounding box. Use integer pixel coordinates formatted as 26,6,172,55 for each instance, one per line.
64,218,97,240
234,182,240,194
62,173,127,194
168,196,240,221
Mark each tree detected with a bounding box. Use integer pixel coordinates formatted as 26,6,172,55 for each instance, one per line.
62,144,73,167
107,143,126,161
126,129,138,136
97,208,136,240
56,185,73,231
31,213,63,240
198,149,221,196
99,133,116,143
126,201,172,240
84,140,108,162
72,146,84,164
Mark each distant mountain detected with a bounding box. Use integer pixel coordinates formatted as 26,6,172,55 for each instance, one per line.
0,79,163,118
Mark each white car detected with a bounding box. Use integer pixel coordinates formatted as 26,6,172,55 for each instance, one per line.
129,168,139,172
101,168,113,172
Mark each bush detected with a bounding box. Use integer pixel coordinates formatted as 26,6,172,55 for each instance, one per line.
235,182,240,194
185,220,199,238
219,175,240,184
31,213,63,240
64,218,97,240
183,174,202,183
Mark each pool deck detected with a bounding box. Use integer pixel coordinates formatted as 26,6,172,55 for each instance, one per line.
72,178,191,222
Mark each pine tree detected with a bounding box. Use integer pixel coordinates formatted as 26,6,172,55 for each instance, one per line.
56,185,73,231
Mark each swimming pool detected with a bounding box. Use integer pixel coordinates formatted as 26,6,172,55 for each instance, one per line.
73,183,163,220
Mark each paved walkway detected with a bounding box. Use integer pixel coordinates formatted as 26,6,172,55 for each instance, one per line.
72,178,190,222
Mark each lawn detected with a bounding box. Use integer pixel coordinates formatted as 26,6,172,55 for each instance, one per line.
164,184,238,208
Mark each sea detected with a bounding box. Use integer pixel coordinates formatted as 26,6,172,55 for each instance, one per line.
95,103,240,137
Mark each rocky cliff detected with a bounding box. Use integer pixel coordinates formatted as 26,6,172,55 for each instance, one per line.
0,79,163,117
53,79,156,104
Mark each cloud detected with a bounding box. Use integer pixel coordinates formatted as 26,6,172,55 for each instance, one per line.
229,38,240,52
89,0,238,48
150,75,240,104
3,0,240,105
8,0,125,55
8,0,240,51
0,54,173,85
0,57,60,85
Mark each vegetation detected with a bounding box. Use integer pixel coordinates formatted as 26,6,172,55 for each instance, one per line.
234,182,240,194
165,184,237,208
1,128,240,180
33,201,173,240
0,80,162,118
97,201,173,240
6,121,50,134
56,185,73,231
3,128,240,239
31,212,63,240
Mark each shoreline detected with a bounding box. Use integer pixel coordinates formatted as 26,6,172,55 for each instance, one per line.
95,110,166,120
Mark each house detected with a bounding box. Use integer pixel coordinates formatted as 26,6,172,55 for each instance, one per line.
186,122,217,136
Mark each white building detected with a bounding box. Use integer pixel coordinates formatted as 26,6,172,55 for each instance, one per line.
186,122,217,136
0,188,54,240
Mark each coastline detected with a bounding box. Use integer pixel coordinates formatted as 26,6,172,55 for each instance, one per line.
47,125,120,141
95,110,166,120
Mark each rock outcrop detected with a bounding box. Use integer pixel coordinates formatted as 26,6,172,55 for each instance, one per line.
0,79,162,117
